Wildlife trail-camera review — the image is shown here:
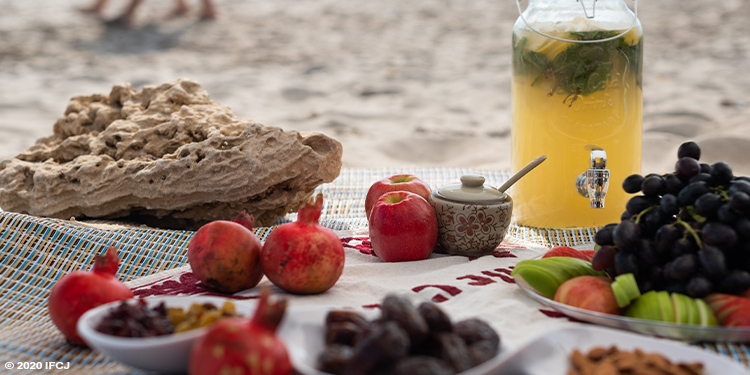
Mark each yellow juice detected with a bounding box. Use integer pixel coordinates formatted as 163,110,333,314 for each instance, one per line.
511,27,643,228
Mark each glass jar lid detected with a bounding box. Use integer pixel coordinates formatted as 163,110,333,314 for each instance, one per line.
434,175,507,204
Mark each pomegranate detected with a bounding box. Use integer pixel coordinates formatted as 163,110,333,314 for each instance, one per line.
261,194,344,294
187,210,264,294
189,288,292,375
47,246,134,347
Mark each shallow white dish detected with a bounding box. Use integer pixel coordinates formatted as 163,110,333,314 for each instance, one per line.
77,295,256,374
493,324,749,374
277,305,511,375
515,274,750,343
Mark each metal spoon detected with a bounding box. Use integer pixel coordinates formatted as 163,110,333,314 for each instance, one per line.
496,155,547,193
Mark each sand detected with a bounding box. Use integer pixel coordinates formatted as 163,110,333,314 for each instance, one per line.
1,0,749,176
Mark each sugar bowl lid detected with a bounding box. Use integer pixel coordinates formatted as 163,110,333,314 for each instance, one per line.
434,174,506,204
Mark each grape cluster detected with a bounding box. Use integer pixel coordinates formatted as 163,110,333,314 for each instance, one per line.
593,141,750,298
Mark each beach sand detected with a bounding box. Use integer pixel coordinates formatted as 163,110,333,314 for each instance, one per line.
1,0,749,177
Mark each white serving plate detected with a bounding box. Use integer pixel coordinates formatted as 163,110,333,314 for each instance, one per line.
277,305,511,375
77,295,257,374
492,324,749,374
515,274,750,342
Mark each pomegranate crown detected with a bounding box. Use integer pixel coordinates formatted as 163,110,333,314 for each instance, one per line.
231,210,256,231
252,287,288,331
297,193,324,224
92,246,120,276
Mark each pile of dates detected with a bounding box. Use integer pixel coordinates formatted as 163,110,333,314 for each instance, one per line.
95,300,174,337
317,294,501,375
95,299,241,338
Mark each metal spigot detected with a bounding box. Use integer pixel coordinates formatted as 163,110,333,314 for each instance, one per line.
576,149,610,209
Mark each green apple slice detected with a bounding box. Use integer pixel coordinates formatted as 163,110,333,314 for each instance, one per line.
655,291,675,323
695,298,719,327
625,291,662,321
671,293,695,325
511,257,604,299
511,262,566,299
611,273,641,308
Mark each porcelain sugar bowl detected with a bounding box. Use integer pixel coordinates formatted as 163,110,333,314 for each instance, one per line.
430,175,513,256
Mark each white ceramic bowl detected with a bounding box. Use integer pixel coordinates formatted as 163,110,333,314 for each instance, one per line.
77,295,257,374
493,324,749,374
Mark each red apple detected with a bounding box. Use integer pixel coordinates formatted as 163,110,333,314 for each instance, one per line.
554,276,620,315
704,293,750,327
365,174,432,220
369,191,438,262
541,246,594,262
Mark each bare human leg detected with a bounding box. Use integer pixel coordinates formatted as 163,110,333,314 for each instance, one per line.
199,0,217,20
169,0,190,18
105,0,142,27
77,0,107,16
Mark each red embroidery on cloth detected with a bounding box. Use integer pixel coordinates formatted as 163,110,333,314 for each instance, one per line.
483,269,516,284
456,274,496,286
492,250,516,258
412,284,462,302
493,267,514,274
131,272,257,300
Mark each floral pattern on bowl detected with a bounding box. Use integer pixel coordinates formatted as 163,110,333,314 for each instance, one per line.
430,174,513,257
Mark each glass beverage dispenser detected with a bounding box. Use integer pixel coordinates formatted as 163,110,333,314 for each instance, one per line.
511,0,642,228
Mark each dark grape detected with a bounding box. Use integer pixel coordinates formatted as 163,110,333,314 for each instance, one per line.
689,173,713,185
654,224,681,257
717,204,741,224
612,220,641,250
664,174,685,195
728,192,750,213
659,194,679,216
735,218,750,239
677,141,701,160
728,180,750,196
717,270,750,294
693,193,722,217
620,210,633,221
677,181,710,206
622,174,645,194
594,224,616,246
664,254,698,281
710,161,734,186
699,163,712,174
647,266,665,290
671,237,697,258
636,239,658,268
641,209,669,237
614,251,639,276
675,157,701,182
626,196,652,215
641,175,666,197
702,222,738,248
686,276,714,298
664,282,689,295
698,245,727,279
637,279,655,294
591,245,616,271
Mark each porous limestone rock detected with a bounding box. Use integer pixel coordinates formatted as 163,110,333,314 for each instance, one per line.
0,79,343,229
